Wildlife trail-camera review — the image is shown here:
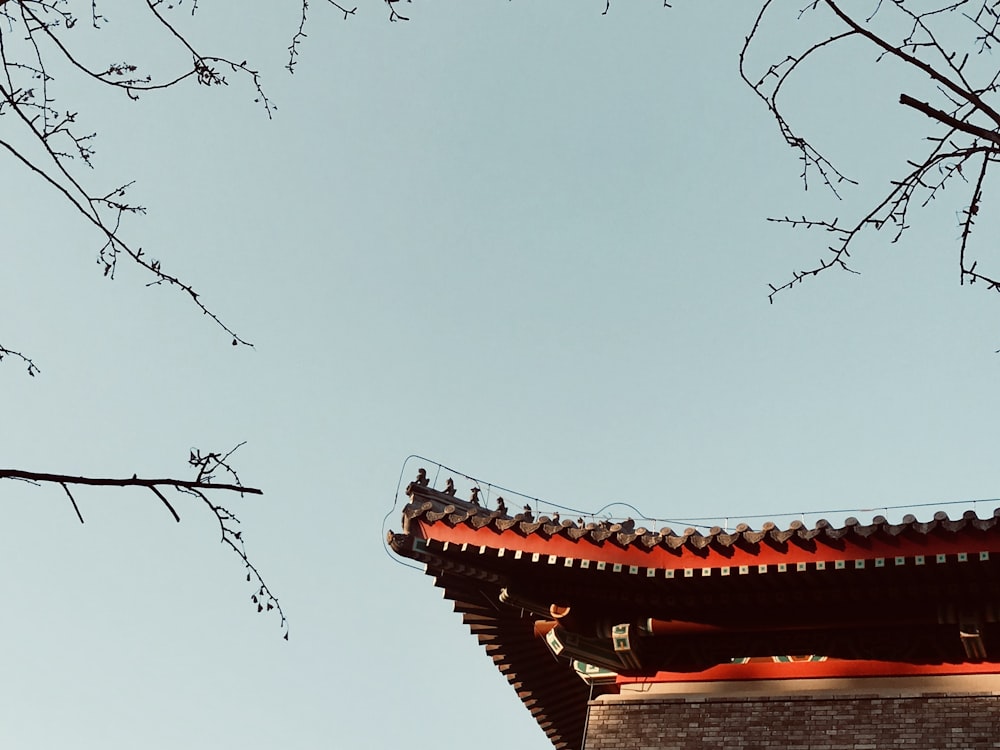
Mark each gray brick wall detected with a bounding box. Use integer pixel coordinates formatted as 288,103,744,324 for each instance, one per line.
584,694,1000,749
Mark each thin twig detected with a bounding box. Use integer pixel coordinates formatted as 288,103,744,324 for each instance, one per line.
60,481,85,524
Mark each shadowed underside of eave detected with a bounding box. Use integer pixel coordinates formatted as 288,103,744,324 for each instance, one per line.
431,570,591,750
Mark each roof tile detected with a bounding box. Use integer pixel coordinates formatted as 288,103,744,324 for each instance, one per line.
401,484,1000,565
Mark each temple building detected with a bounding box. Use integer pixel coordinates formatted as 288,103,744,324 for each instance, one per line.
389,478,1000,749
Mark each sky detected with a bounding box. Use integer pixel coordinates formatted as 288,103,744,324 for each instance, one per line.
2,1,1000,748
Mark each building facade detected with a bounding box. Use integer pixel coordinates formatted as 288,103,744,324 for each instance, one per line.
390,479,1000,749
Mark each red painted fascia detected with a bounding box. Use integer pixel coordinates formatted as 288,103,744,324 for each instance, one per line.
615,659,1000,684
416,519,1000,569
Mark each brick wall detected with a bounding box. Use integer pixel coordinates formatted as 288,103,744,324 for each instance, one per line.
584,693,1000,749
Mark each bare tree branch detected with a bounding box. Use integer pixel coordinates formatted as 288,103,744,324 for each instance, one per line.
0,446,287,639
0,345,40,376
742,0,1000,313
900,92,1000,146
0,469,260,495
823,0,1000,129
288,0,357,73
0,0,273,367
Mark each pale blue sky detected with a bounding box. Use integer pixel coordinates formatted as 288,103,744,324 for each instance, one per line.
2,2,1000,748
